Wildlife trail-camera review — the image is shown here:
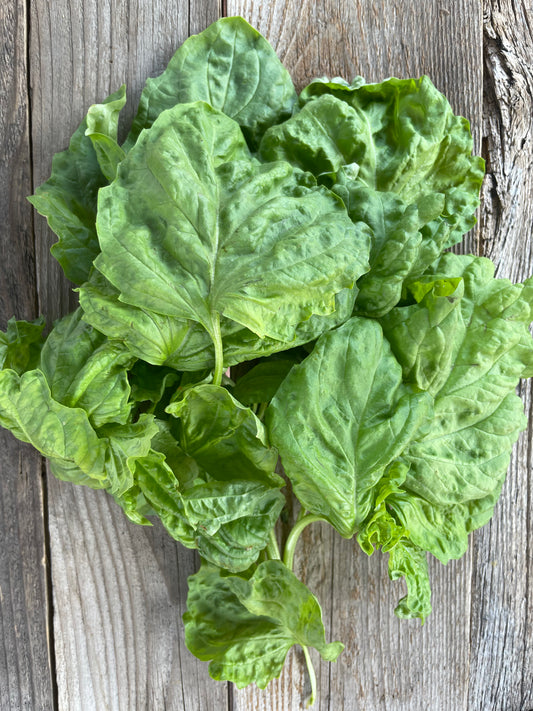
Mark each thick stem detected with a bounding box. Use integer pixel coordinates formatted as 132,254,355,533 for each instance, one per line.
210,311,224,387
266,527,281,560
282,514,325,572
302,645,317,707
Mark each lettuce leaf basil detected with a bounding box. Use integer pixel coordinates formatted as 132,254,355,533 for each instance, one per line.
0,14,528,705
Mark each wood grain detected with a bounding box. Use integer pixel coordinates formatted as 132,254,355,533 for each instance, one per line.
0,1,54,709
467,2,533,708
227,2,483,709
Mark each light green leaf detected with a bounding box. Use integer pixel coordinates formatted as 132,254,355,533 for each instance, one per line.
99,415,159,496
85,84,127,181
0,317,45,374
28,87,126,284
125,17,297,150
379,276,465,392
260,94,371,181
299,75,484,209
383,254,533,506
333,179,447,315
184,560,343,689
388,540,432,621
268,317,432,536
95,101,369,348
40,309,135,428
0,369,106,480
79,270,357,372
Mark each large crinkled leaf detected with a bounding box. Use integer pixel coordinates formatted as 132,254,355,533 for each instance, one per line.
299,75,484,211
95,101,369,349
267,317,432,536
381,254,533,506
28,87,126,284
166,384,281,488
184,560,343,689
0,369,106,480
269,76,483,315
135,450,284,571
125,17,297,151
0,317,45,374
40,309,135,427
79,270,357,372
333,179,446,315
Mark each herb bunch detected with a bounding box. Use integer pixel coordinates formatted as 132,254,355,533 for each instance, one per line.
1,16,532,706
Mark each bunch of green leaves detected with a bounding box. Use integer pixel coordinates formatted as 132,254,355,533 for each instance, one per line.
1,16,531,706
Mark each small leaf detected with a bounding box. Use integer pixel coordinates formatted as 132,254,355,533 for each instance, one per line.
85,84,127,181
184,560,343,689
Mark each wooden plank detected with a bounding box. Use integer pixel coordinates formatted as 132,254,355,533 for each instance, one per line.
227,1,484,709
0,1,55,709
467,2,533,708
29,2,226,708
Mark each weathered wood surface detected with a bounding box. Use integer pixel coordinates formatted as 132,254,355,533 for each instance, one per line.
0,2,54,710
0,0,531,709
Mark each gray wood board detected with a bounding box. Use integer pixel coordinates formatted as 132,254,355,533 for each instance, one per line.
0,2,54,710
0,0,531,709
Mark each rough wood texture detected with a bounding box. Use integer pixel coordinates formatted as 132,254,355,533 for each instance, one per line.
1,0,532,709
467,3,533,708
0,2,54,710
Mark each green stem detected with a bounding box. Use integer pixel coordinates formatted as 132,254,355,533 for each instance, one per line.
283,514,325,571
266,527,281,560
302,645,317,707
211,312,224,387
256,402,268,421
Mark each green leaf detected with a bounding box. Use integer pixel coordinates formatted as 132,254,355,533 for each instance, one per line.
125,17,297,150
95,101,369,348
382,254,533,506
166,383,281,487
85,84,127,181
268,317,432,536
99,415,159,496
135,450,284,571
356,463,432,621
379,275,465,392
28,87,126,284
388,540,432,621
184,560,343,689
0,369,106,480
79,270,357,373
260,94,372,182
333,179,447,315
40,309,135,428
299,75,484,209
0,317,45,374
232,358,298,406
